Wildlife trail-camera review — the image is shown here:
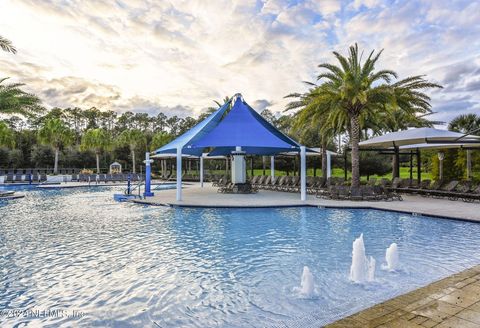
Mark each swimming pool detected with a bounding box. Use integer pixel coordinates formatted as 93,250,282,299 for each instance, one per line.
1,187,479,327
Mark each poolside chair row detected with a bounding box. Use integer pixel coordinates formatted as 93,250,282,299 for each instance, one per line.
316,185,402,201
217,182,258,194
3,173,47,183
0,168,81,176
374,178,480,202
248,175,346,193
71,174,144,183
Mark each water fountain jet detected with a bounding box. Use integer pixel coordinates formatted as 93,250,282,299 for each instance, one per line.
350,234,375,283
385,243,399,271
299,266,315,297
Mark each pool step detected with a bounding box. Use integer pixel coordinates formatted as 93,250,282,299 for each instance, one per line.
113,194,142,202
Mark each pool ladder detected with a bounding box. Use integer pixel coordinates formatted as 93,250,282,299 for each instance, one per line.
124,181,145,199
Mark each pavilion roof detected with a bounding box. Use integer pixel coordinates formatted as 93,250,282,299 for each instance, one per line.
154,94,301,156
359,127,480,148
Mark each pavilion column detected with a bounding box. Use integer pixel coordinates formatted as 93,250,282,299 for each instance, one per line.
200,156,204,188
326,151,332,178
467,150,472,180
250,157,254,176
176,147,182,201
270,156,275,178
393,146,400,178
416,149,421,184
300,146,306,201
409,151,413,180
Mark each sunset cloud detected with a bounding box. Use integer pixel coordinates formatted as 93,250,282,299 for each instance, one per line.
0,0,479,123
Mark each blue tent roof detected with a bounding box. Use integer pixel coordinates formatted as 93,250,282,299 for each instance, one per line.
154,100,231,156
154,94,301,156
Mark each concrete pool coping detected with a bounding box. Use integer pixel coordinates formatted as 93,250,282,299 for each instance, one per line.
131,183,480,223
325,265,480,328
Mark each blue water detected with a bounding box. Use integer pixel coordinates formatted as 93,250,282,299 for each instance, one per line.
1,187,480,327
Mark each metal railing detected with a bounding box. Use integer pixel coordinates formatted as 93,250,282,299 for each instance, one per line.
124,180,145,199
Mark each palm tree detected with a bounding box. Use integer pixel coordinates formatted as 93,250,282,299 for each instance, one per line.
0,78,42,116
118,129,146,173
0,121,15,148
0,35,16,54
286,83,342,178
150,131,173,152
80,128,112,173
448,113,480,179
38,118,74,174
299,44,440,187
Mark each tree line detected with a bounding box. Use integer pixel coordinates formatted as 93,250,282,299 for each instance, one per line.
1,35,479,180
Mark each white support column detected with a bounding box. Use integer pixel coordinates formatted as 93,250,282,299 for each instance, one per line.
176,147,182,201
326,152,332,178
300,146,306,201
270,156,275,178
200,156,204,188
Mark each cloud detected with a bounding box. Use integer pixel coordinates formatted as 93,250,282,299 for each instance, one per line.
0,0,478,128
252,99,272,112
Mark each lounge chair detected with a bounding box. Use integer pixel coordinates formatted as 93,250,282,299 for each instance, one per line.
39,174,47,182
218,182,234,193
71,174,79,182
350,187,363,201
98,174,106,183
285,176,300,192
334,177,345,186
362,186,383,201
14,173,23,183
372,185,389,201
378,178,390,188
5,173,14,183
306,177,320,194
264,176,278,190
88,174,98,184
423,180,458,198
274,176,288,191
282,176,295,192
253,176,266,188
212,175,227,187
31,173,39,183
332,185,350,200
367,178,377,186
399,179,431,194
460,185,480,202
389,177,402,191
260,176,272,189
249,175,260,185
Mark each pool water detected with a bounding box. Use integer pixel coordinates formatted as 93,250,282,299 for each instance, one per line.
1,187,480,327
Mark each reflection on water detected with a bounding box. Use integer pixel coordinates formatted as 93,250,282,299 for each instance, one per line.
1,186,480,327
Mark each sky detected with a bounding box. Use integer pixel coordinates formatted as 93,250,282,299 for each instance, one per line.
0,0,479,124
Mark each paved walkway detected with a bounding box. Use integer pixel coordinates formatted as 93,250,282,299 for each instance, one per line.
133,183,480,222
326,265,480,328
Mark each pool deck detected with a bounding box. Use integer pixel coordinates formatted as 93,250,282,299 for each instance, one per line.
326,265,480,328
132,183,480,222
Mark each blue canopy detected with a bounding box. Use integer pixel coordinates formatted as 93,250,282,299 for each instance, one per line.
154,100,231,156
154,94,301,156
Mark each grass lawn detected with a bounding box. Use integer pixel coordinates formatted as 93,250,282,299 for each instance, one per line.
189,167,434,181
